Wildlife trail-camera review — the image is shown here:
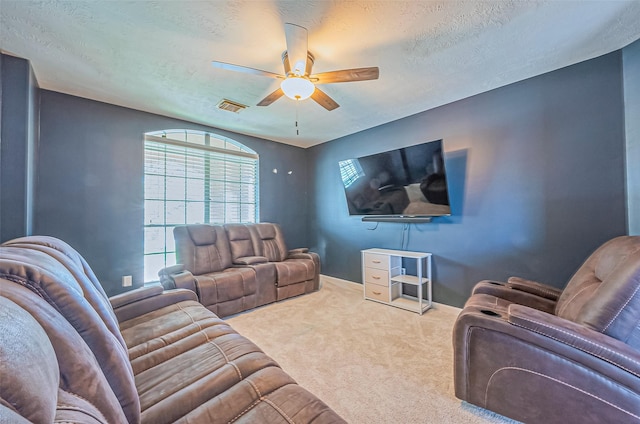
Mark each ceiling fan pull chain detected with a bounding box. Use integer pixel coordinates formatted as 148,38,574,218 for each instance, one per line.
296,100,300,136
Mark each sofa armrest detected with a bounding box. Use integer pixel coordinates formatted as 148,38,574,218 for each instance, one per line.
110,287,197,323
234,256,268,265
289,248,309,254
288,252,313,260
158,264,197,293
508,304,640,378
507,276,562,301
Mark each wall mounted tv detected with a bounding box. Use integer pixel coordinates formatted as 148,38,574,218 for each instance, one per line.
338,139,451,222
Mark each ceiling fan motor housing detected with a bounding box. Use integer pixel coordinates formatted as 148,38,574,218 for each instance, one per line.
282,51,315,77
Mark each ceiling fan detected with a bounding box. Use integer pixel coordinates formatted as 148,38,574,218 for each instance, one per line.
211,23,379,111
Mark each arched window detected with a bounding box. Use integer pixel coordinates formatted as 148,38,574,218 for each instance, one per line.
143,129,259,282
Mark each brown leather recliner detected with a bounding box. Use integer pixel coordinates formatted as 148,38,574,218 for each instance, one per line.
226,223,319,301
453,236,640,424
160,224,259,317
248,223,320,299
160,223,320,317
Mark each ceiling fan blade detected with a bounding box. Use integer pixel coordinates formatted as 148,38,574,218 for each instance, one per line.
283,53,291,75
284,23,308,76
257,88,284,106
310,67,379,84
311,87,339,111
211,61,284,79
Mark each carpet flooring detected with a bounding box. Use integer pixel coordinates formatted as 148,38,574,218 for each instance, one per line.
226,276,519,424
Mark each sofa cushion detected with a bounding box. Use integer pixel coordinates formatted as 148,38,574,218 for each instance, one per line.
55,389,110,424
251,223,288,262
120,300,225,367
0,296,59,424
231,382,343,424
188,224,219,246
0,247,139,424
194,267,258,317
0,281,133,424
226,224,257,259
273,260,316,287
3,236,126,350
175,225,233,275
1,310,114,424
119,300,342,423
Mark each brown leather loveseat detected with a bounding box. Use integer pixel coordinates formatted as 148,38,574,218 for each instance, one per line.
159,222,320,317
453,236,640,423
0,236,344,423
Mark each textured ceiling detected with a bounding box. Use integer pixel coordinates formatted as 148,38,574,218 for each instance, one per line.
2,1,640,148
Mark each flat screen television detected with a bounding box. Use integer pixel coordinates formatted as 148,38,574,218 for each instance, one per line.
338,139,451,221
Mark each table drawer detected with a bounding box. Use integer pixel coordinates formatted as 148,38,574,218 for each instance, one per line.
364,267,389,286
363,253,388,270
365,283,390,303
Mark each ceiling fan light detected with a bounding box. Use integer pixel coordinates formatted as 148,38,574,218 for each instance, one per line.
281,77,315,101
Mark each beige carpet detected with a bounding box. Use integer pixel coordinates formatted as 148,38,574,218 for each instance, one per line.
227,277,518,424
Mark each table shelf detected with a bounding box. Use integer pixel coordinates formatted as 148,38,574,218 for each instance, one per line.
390,275,428,285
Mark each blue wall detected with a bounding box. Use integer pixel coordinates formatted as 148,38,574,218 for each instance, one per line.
624,39,640,235
0,54,39,241
36,91,309,296
1,50,631,305
307,52,627,307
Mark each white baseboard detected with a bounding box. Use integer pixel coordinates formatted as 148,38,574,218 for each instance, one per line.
320,274,361,287
319,274,462,312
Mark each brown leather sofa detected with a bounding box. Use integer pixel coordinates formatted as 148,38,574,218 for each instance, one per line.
160,223,320,317
453,236,640,424
0,236,345,423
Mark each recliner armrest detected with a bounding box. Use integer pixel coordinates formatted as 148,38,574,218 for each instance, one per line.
110,287,197,323
507,276,562,301
289,248,309,254
471,280,557,313
159,263,185,277
508,304,640,378
234,256,268,265
109,284,164,309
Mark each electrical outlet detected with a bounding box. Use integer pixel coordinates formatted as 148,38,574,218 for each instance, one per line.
401,268,406,275
122,275,133,287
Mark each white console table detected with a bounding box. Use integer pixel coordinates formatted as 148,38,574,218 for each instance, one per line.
361,248,432,315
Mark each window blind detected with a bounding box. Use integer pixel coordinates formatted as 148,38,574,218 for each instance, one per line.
143,132,259,282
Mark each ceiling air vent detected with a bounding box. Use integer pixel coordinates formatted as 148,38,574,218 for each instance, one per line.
217,99,248,113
